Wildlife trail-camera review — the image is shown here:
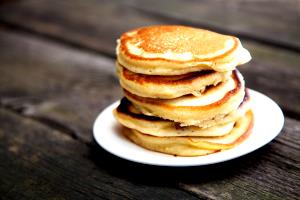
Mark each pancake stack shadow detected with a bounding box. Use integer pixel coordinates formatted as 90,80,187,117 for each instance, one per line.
114,25,253,156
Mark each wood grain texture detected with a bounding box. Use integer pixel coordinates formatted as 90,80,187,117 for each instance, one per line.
0,0,160,56
0,29,122,142
1,0,300,50
240,41,300,117
0,0,299,116
0,29,299,200
0,108,200,200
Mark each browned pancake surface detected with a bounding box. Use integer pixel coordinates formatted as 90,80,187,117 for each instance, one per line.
120,25,238,62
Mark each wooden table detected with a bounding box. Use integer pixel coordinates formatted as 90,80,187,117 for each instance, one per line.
0,0,299,199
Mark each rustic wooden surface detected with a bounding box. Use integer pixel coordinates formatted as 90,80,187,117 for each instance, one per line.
0,0,299,199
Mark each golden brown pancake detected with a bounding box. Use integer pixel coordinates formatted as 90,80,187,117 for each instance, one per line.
117,25,251,75
117,62,231,99
113,97,247,137
121,111,253,156
193,88,251,128
124,70,245,127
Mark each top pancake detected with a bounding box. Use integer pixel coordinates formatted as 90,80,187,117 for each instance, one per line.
117,25,251,75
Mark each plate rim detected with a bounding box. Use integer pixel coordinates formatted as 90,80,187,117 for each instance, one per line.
93,89,284,167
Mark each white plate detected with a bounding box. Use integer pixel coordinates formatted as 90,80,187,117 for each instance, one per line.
93,89,284,167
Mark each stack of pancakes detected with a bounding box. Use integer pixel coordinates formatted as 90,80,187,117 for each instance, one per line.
114,25,253,156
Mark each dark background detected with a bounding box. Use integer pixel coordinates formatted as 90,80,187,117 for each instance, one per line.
0,0,299,199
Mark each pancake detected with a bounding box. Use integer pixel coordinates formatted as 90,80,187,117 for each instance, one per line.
124,70,245,127
117,25,251,75
117,62,231,99
114,90,250,136
122,111,253,156
193,89,251,128
114,97,242,137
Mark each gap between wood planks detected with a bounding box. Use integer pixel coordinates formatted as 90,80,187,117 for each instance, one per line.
0,100,89,145
0,21,115,60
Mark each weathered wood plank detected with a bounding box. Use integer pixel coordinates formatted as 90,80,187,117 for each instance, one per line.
0,0,299,116
125,0,300,51
1,0,300,51
239,41,300,117
0,108,201,200
0,28,122,142
0,108,299,200
0,0,160,56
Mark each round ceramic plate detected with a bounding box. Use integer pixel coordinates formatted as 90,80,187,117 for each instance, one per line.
93,89,284,167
